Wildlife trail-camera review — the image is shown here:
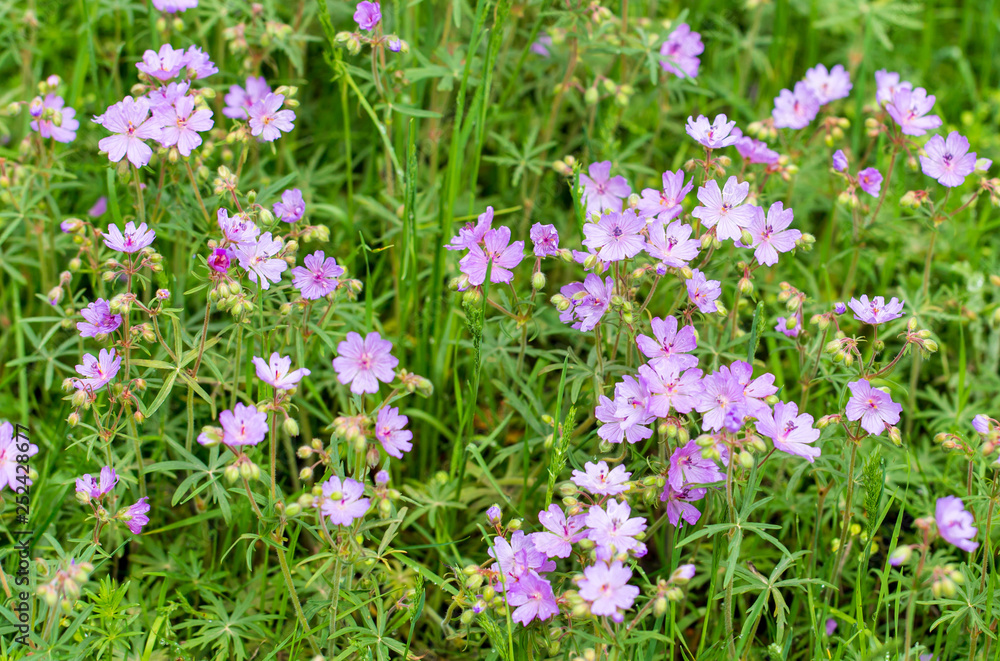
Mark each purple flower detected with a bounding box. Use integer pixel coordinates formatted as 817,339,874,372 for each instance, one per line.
375,406,413,458
530,504,587,558
886,87,942,136
832,149,848,172
849,295,904,325
826,619,838,636
508,572,559,625
489,531,555,587
972,414,995,435
217,208,260,246
730,361,776,420
834,302,847,315
585,499,647,559
746,201,800,266
636,316,698,372
756,401,821,462
219,402,268,446
354,0,382,30
889,545,913,566
320,476,370,526
686,114,739,149
147,81,190,113
234,232,287,289
75,466,118,499
659,23,703,79
73,348,121,392
157,95,213,156
845,379,902,436
583,209,646,262
103,221,156,254
804,63,852,105
875,70,911,105
645,219,701,269
935,496,979,552
692,176,755,242
571,461,631,496
30,94,79,143
224,76,271,120
609,375,656,436
333,331,398,394
0,423,38,492
273,188,305,222
252,352,311,390
136,44,186,81
77,299,122,338
487,504,502,525
375,470,390,486
774,317,800,338
121,497,151,534
572,273,614,332
208,248,232,273
89,197,108,217
686,269,721,314
248,93,296,142
637,169,692,222
659,485,706,527
291,250,345,300
181,46,218,79
668,440,726,490
151,0,198,12
640,363,703,417
920,132,976,188
446,206,494,251
734,134,779,165
458,226,525,286
695,369,747,433
857,167,882,197
95,96,162,168
772,82,820,130
595,394,653,445
529,223,560,257
580,161,631,215
578,561,639,623
530,35,552,57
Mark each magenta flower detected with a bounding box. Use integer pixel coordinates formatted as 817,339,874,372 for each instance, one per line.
804,63,852,105
136,44,186,81
832,149,848,172
73,349,121,392
886,87,942,136
935,496,979,552
89,197,108,217
248,93,296,142
857,167,882,197
103,221,156,254
875,70,911,105
572,274,615,332
151,0,198,12
121,497,151,534
595,394,653,445
234,232,287,289
508,572,559,625
354,0,382,30
291,250,345,300
692,176,755,242
849,295,904,325
217,208,260,246
774,317,800,338
489,531,555,587
320,476,370,526
578,561,639,623
845,379,902,436
95,96,162,168
208,248,231,273
375,406,413,458
695,369,747,433
219,402,268,446
446,206,494,251
685,114,739,149
252,352,311,391
273,188,305,222
333,331,398,394
660,485,706,527
77,299,122,338
580,161,631,215
571,461,631,496
224,76,271,120
147,81,190,113
529,223,560,257
458,226,525,286
530,35,552,57
609,375,656,435
582,209,646,262
0,423,38,493
640,363,703,417
772,82,820,130
659,23,703,79
756,401,821,462
645,219,701,269
75,466,118,499
30,94,79,143
637,169,692,222
730,360,776,420
734,135,779,165
636,316,698,372
920,132,977,188
668,439,726,490
746,202,800,266
181,46,218,79
530,504,587,558
585,499,647,559
157,95,213,156
686,269,721,314
834,302,847,315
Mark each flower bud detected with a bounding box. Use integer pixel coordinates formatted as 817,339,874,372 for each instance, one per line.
224,465,240,484
888,426,902,446
283,417,300,436
531,271,546,290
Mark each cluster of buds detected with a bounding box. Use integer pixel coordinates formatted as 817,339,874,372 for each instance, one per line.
297,437,333,482
334,30,409,56
928,564,965,598
455,565,502,625
552,155,578,177
899,189,930,209
36,559,93,612
647,564,697,616
224,452,262,484
745,118,778,143
902,317,939,356
819,116,851,147
685,154,733,183
372,469,401,518
824,331,861,367
99,245,165,281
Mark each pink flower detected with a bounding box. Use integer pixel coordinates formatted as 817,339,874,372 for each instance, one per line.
219,402,268,446
875,70,911,105
595,394,653,445
585,499,647,559
772,82,819,130
886,87,942,136
734,135,779,165
88,197,108,217
530,504,587,558
320,476,370,526
920,132,977,188
292,251,345,300
686,114,739,149
507,572,559,625
804,63,852,105
972,414,995,435
224,76,271,120
252,352,311,390
208,248,232,273
580,161,631,215
571,461,631,496
375,406,413,458
744,202,800,266
103,221,156,253
583,209,646,262
637,169,692,222
147,81,190,113
609,375,656,438
0,423,38,493
151,0,198,12
639,363,703,417
181,46,218,79
572,274,614,332
774,317,800,338
660,485,706,527
217,208,260,246
489,531,556,587
849,295,904,325
577,561,640,623
530,223,560,257
248,93,296,142
686,269,721,314
273,188,305,222
95,96,162,168
935,495,979,552
636,316,698,372
354,0,382,30
121,497,151,534
333,331,398,394
156,95,213,156
845,379,902,436
446,206,494,251
692,176,755,242
832,150,848,172
857,167,882,197
30,94,79,143
458,226,525,286
658,23,703,79
234,232,287,289
136,44,186,81
76,466,119,499
645,219,701,269
77,299,122,338
729,360,776,420
755,401,821,462
73,349,121,392
668,439,726,490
